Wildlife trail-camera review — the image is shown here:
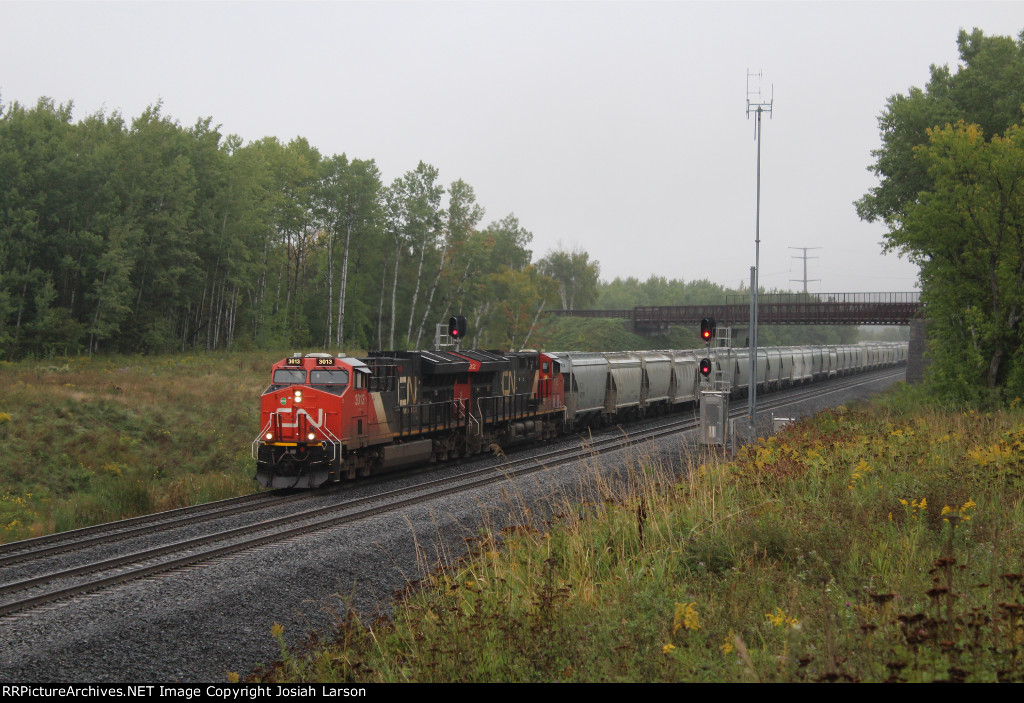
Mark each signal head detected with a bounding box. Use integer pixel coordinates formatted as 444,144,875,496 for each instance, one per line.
448,315,467,339
699,358,712,377
700,318,716,341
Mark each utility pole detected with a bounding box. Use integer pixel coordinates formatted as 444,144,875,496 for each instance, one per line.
788,246,821,293
746,70,773,432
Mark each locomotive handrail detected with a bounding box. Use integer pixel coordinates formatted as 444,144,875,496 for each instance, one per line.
469,398,482,437
251,418,275,460
318,420,342,463
477,393,532,426
395,399,470,437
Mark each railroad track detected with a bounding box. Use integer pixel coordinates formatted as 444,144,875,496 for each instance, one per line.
0,486,310,567
0,368,903,619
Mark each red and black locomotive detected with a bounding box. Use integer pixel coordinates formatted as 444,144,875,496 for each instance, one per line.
254,347,563,488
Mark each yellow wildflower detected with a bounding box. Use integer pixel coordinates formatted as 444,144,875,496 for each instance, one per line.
899,497,928,519
662,643,676,654
766,607,799,628
673,601,701,633
941,498,976,524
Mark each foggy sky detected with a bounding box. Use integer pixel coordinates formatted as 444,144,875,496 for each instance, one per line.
3,1,1022,295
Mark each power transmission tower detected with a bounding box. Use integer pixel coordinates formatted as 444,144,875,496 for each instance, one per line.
788,246,821,292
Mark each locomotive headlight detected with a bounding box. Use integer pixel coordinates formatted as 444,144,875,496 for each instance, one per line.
265,432,273,441
307,432,316,440
293,389,302,403
294,389,302,398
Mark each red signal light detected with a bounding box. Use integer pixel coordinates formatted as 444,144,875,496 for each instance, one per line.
700,318,715,341
699,358,712,377
448,315,467,339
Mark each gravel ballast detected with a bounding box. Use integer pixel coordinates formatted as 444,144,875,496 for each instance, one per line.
0,371,903,682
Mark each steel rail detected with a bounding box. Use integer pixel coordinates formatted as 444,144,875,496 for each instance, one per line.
0,367,904,619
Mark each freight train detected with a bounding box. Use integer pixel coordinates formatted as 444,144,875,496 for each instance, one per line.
253,341,908,488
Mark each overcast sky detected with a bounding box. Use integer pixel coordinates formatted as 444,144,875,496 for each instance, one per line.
2,1,1021,294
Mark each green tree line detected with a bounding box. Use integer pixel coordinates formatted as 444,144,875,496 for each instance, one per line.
0,97,597,358
1,96,852,361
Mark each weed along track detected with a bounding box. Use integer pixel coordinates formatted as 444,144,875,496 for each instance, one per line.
0,368,903,620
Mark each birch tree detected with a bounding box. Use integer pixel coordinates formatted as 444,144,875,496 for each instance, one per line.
537,246,600,310
401,162,444,346
413,178,484,348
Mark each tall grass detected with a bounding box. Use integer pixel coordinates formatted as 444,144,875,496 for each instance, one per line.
246,386,1024,683
0,351,290,541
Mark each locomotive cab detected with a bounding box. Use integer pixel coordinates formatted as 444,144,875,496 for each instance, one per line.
254,353,366,488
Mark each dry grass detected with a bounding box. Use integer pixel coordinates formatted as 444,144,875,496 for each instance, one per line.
245,386,1024,683
0,351,291,540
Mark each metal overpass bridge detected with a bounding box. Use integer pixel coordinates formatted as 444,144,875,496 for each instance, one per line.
548,292,922,329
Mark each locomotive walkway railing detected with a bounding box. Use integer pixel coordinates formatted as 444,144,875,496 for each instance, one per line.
548,292,922,326
478,393,534,426
395,399,468,437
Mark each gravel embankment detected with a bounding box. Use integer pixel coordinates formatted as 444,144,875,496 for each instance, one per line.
0,371,902,682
